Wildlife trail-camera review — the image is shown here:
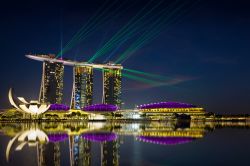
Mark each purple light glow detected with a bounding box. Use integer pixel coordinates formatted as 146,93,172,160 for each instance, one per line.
82,104,119,112
82,132,117,142
49,104,70,111
138,102,197,109
48,133,68,142
137,136,195,145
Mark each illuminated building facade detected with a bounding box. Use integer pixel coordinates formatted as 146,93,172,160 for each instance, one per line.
102,68,122,107
138,102,205,114
137,102,205,120
39,60,64,104
71,66,93,109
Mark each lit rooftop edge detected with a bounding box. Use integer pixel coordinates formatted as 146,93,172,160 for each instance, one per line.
26,54,123,69
137,102,199,109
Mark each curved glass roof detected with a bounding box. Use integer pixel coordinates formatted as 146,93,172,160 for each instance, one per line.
137,136,195,145
138,102,197,109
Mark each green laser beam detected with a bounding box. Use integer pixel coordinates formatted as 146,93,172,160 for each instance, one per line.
88,0,155,62
123,80,183,91
123,68,173,80
115,0,181,63
57,0,111,57
88,0,165,62
96,68,160,85
115,0,199,64
96,68,189,92
119,1,199,64
122,72,159,85
89,0,166,62
115,0,191,63
65,0,127,48
57,0,134,58
57,0,118,57
58,0,139,58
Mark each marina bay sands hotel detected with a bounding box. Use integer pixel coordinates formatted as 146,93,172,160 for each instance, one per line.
26,54,122,109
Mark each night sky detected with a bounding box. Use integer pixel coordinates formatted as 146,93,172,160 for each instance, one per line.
1,0,250,114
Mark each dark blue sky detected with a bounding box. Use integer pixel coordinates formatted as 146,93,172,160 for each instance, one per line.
1,0,250,114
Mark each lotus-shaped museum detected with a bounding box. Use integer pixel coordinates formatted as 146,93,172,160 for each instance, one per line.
8,88,50,115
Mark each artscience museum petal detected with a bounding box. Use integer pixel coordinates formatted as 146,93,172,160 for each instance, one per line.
8,88,50,115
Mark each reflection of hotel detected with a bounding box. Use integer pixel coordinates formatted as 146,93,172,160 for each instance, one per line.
69,135,91,166
3,122,213,165
38,143,61,166
82,132,119,166
101,140,119,166
38,133,69,166
68,132,119,166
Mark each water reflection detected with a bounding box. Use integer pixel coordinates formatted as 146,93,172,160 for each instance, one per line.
1,120,250,166
6,128,48,162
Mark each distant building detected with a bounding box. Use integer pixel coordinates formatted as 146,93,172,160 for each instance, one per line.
40,60,64,104
137,102,205,120
102,68,122,107
137,102,205,114
71,66,93,109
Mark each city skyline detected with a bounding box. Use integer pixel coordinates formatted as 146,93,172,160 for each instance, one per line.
1,0,250,114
